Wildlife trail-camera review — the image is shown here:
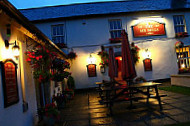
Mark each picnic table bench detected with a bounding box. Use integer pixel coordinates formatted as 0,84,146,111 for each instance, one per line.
96,81,167,115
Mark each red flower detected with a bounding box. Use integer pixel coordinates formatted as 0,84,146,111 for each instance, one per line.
26,58,31,62
36,57,40,60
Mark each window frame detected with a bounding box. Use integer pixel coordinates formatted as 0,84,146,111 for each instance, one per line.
51,24,65,44
173,15,187,34
109,19,123,39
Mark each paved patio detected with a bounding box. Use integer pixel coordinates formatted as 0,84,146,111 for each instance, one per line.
60,89,190,126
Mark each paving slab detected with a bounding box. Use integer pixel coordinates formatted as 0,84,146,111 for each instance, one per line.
59,89,190,126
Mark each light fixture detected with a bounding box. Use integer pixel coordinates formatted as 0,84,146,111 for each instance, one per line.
100,66,105,73
142,49,151,59
142,49,152,71
181,64,185,69
87,54,96,64
5,40,20,57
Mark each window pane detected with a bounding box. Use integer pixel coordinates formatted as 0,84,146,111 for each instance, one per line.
173,16,177,25
180,16,184,25
113,21,117,29
180,26,185,32
110,21,114,30
117,20,121,29
110,31,115,38
57,26,60,35
60,25,63,35
61,36,64,43
117,30,121,38
52,26,56,36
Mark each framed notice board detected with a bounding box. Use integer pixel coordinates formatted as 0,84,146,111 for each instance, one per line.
0,59,19,108
143,58,152,71
86,64,97,77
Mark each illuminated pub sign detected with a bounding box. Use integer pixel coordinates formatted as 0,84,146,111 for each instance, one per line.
0,59,19,108
132,21,166,37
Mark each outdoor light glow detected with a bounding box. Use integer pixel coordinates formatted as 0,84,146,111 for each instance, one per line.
131,16,165,27
87,54,96,64
12,46,20,57
1,47,14,60
119,57,122,61
181,64,185,68
142,49,151,59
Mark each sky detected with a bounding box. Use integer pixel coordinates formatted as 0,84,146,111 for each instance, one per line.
8,0,123,9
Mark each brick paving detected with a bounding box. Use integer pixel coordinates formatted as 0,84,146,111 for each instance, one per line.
60,89,190,126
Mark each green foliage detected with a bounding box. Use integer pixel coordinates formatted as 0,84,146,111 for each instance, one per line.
159,85,190,96
98,51,109,66
131,42,140,64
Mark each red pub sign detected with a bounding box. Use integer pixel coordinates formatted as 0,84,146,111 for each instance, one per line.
0,59,19,107
132,21,166,37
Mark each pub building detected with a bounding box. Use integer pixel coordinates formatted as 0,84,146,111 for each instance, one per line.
20,0,190,89
0,0,67,126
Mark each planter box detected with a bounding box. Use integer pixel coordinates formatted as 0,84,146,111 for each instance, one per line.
109,38,122,43
171,74,190,87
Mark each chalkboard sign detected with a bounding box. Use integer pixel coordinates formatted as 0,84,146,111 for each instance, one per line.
86,64,97,77
0,59,19,108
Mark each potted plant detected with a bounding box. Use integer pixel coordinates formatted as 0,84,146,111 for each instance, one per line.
42,103,60,126
135,76,146,83
175,41,184,48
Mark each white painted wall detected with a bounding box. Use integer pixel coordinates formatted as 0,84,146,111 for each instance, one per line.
35,11,190,89
0,13,38,126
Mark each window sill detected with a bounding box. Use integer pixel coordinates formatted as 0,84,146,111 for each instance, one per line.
175,32,189,38
178,68,190,74
109,38,122,43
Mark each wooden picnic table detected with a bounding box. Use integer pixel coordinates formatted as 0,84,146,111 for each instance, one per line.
97,81,166,115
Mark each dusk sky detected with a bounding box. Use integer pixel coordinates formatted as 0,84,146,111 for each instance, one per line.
8,0,123,9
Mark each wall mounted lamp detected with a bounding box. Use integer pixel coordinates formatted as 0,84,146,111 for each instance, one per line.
87,54,96,64
5,40,20,57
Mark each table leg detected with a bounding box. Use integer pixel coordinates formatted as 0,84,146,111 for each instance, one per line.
155,86,162,110
147,87,150,105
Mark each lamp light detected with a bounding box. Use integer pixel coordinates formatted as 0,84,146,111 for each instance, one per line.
87,54,96,64
181,64,185,68
4,40,20,57
143,49,151,59
12,41,20,57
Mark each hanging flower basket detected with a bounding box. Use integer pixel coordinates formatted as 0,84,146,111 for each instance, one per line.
25,45,57,83
51,59,71,82
175,32,188,38
68,51,77,60
131,42,140,64
97,50,109,67
175,41,184,48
